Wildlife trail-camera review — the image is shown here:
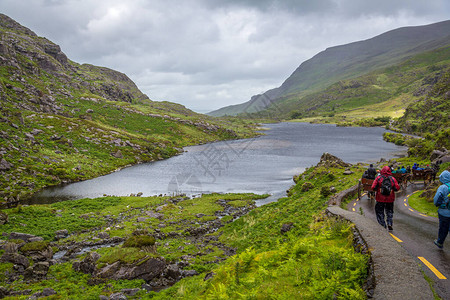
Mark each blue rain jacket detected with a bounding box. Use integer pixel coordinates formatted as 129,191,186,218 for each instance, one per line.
434,170,450,217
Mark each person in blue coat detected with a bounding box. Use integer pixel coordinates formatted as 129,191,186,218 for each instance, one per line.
434,170,450,249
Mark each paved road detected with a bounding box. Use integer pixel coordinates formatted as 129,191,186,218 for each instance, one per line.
349,183,450,299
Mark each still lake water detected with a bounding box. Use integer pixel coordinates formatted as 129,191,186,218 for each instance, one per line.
31,122,406,205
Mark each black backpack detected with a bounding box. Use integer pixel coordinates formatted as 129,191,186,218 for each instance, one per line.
380,175,393,196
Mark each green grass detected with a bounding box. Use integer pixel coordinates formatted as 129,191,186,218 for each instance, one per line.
408,192,438,218
0,162,370,299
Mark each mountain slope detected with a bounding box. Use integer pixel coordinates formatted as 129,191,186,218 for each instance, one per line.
0,14,257,203
209,20,450,117
256,45,450,121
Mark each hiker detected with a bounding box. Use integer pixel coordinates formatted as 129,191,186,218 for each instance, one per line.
413,163,424,171
400,166,407,173
371,166,400,230
367,164,377,179
433,170,450,249
362,170,370,179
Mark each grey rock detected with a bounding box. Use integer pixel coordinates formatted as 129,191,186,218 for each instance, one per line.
55,229,69,240
0,253,30,268
0,158,13,171
145,211,163,219
9,232,37,242
121,288,140,296
73,252,101,275
165,264,181,279
98,232,110,239
28,237,44,242
280,222,294,234
203,271,215,281
96,257,166,282
3,242,20,253
111,150,123,158
24,261,50,279
30,129,43,135
0,212,8,225
109,292,127,300
22,244,53,262
32,287,56,298
24,133,35,141
181,269,198,277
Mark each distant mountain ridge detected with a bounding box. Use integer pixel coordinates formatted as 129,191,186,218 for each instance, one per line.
208,20,450,116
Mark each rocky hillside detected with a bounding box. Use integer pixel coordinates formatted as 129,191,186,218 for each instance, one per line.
209,20,450,117
0,14,258,204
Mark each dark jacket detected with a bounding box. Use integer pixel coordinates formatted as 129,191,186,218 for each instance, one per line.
367,166,377,179
371,166,400,203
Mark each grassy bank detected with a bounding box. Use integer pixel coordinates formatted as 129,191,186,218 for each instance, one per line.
0,156,371,299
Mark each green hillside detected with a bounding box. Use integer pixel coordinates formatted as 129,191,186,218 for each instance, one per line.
209,20,450,117
0,14,258,204
253,45,450,123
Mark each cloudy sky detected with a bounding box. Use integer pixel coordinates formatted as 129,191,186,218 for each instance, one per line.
2,1,449,112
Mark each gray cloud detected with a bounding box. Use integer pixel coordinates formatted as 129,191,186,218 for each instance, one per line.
1,0,449,112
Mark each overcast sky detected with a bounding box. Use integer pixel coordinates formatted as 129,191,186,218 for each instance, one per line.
2,1,449,112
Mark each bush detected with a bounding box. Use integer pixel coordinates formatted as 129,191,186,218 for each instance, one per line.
123,235,156,248
20,241,50,253
301,182,314,192
320,186,332,197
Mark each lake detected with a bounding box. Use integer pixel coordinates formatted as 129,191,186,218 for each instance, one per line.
30,122,407,205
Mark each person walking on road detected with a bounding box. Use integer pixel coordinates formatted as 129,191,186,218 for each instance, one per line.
367,164,377,179
433,170,450,249
371,166,400,230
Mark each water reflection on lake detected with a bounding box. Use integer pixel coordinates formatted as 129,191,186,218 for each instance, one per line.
31,122,407,205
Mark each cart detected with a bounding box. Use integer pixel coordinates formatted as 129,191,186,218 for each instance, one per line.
408,169,433,187
392,173,408,190
358,178,375,200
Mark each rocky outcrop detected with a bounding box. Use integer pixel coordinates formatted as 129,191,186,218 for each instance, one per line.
0,158,13,171
317,152,352,168
95,257,166,282
73,252,101,275
0,211,8,224
9,232,43,242
431,148,450,163
0,252,30,270
24,261,50,280
55,229,69,240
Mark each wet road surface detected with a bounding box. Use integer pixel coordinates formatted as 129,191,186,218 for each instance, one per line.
349,183,449,299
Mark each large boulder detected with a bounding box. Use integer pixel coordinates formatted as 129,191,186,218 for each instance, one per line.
9,232,39,242
73,252,101,275
24,261,50,280
20,242,53,262
0,253,30,269
95,257,166,282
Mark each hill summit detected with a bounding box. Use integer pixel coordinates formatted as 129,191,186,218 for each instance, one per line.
0,13,256,203
209,20,450,117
